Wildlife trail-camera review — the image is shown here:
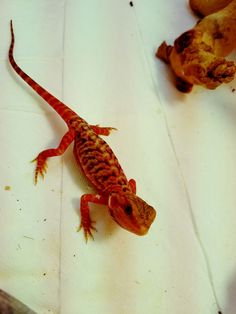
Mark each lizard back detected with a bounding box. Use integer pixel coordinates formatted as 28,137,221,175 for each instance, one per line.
73,123,131,195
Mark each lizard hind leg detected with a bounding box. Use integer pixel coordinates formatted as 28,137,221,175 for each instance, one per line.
32,129,75,184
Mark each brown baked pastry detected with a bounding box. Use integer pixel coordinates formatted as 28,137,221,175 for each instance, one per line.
156,0,236,92
190,0,232,16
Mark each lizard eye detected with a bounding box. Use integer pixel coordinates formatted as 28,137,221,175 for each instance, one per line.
124,205,133,216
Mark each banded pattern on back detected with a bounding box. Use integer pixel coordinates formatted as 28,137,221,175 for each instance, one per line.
73,126,130,194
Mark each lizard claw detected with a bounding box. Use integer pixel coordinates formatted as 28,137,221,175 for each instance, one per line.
77,220,97,243
106,127,117,134
31,156,48,185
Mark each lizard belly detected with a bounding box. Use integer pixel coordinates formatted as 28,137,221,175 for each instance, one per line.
73,131,129,194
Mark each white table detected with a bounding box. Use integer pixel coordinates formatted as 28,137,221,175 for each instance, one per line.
0,1,235,313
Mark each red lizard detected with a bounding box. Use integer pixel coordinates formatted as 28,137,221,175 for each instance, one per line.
8,21,156,241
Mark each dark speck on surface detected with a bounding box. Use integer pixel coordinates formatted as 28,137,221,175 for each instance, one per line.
232,88,235,92
129,1,133,7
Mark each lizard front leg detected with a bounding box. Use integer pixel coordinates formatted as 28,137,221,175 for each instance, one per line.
78,194,108,242
33,129,75,184
90,124,117,136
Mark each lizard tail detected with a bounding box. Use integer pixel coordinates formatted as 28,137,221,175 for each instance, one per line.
8,20,78,125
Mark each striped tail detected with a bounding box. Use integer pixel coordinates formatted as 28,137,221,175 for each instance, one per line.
9,20,78,125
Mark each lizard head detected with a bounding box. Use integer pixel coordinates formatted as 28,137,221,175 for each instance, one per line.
108,192,156,236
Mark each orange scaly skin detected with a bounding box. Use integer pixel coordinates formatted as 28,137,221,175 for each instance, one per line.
9,21,156,241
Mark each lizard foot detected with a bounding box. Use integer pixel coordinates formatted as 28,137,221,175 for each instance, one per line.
32,156,48,185
91,125,117,136
77,219,97,243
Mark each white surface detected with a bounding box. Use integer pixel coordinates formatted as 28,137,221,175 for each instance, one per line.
0,1,236,313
